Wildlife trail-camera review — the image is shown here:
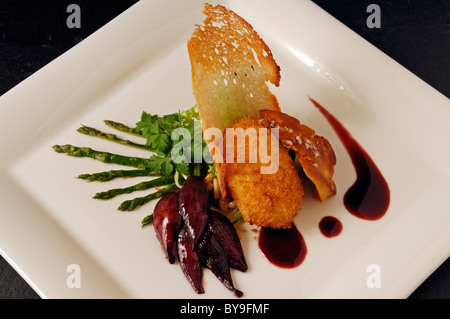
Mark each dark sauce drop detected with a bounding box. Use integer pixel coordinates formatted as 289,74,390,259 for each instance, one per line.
319,216,342,238
258,223,307,268
309,97,390,220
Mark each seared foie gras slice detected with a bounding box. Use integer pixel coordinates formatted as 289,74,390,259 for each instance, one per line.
260,109,337,202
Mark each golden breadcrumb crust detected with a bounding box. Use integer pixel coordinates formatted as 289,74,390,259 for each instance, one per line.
221,117,303,229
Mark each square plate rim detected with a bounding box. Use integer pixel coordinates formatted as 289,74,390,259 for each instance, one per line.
0,0,449,299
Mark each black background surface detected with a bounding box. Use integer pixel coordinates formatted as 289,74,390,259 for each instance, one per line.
0,0,448,299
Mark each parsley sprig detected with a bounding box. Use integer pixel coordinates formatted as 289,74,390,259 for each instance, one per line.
134,106,209,177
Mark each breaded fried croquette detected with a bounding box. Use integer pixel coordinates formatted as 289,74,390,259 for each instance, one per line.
220,117,303,229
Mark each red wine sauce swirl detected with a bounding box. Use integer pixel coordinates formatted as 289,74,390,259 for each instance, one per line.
309,97,390,220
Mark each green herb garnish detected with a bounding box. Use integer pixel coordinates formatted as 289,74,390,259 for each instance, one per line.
53,105,212,217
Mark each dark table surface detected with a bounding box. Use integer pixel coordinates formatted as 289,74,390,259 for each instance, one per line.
0,0,449,299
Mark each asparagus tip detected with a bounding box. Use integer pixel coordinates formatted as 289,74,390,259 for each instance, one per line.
52,145,62,152
141,214,154,228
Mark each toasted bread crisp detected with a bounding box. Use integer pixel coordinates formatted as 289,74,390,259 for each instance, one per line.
221,117,303,229
188,4,281,137
260,109,337,202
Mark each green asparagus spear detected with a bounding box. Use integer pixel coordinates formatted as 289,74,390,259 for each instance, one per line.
77,125,151,151
104,120,142,137
118,183,178,211
141,214,153,228
93,175,174,199
52,144,150,169
77,169,159,182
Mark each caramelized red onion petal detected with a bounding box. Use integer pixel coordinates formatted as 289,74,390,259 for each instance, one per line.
177,225,204,294
196,226,243,298
178,175,210,247
208,210,247,272
152,189,182,264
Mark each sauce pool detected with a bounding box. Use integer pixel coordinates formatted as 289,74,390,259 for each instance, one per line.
319,216,343,238
258,223,307,268
309,97,390,220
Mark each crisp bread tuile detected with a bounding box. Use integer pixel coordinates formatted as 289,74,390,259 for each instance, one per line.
188,3,281,137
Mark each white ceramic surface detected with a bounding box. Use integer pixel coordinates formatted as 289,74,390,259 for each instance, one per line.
0,0,449,298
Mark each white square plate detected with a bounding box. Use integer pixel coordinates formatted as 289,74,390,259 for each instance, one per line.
0,0,449,298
